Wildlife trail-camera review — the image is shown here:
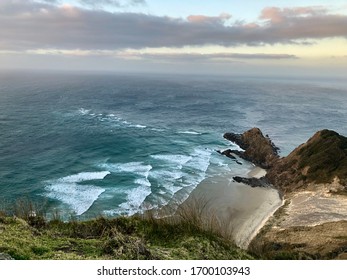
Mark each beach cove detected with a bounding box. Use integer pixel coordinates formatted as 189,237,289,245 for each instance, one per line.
181,166,283,249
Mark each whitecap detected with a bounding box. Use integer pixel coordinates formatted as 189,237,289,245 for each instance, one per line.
225,140,245,152
45,183,105,216
99,162,152,177
130,124,147,129
104,184,152,216
134,178,151,187
178,130,202,135
151,154,192,166
57,171,110,183
184,148,211,172
150,169,183,181
44,171,109,215
78,108,90,115
151,128,165,132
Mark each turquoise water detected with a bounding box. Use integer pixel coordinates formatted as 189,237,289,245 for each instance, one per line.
0,72,346,218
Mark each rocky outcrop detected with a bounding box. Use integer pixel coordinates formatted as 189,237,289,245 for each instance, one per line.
266,129,347,193
233,176,271,188
224,128,347,193
224,128,280,169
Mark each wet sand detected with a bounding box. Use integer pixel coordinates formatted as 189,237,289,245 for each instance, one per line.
182,169,283,249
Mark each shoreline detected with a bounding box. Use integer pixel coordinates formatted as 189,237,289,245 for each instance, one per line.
180,166,283,249
247,166,267,178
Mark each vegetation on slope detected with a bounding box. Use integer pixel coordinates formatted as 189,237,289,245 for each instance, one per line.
224,128,280,169
267,129,347,192
0,201,252,260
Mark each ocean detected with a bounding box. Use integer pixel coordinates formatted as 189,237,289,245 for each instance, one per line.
0,71,346,219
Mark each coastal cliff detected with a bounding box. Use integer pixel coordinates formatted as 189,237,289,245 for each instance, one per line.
223,128,279,169
266,129,347,193
223,127,347,259
224,128,347,194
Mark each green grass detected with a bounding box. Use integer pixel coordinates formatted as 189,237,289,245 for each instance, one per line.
0,200,253,260
297,130,347,185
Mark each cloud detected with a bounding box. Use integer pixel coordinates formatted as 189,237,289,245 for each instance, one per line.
3,48,297,62
76,0,146,8
0,1,347,51
129,52,299,62
187,13,232,25
260,6,328,23
36,0,146,7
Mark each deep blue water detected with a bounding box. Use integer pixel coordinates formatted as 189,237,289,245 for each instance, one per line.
0,71,346,218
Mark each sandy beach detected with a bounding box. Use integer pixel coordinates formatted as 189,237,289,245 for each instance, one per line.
247,166,267,178
182,167,283,249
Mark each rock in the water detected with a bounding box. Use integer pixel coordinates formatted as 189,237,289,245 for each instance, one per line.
217,149,236,160
224,128,280,169
233,176,270,188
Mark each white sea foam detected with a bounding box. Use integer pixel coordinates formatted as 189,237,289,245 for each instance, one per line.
99,162,152,177
134,178,151,187
178,130,202,135
150,169,183,181
57,171,110,183
98,162,153,212
151,154,192,166
78,108,90,115
165,184,183,195
45,171,109,215
130,124,147,129
46,183,105,216
104,184,152,216
77,109,147,130
96,147,212,217
184,148,211,172
151,128,165,132
226,141,245,152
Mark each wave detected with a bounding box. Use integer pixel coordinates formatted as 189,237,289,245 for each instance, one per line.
149,148,212,203
77,108,147,130
56,171,110,183
98,161,153,215
98,162,152,178
178,130,202,135
97,147,213,216
78,108,91,115
103,184,152,216
150,154,192,167
44,171,109,215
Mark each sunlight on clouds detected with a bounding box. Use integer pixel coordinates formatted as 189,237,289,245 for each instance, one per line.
59,3,80,17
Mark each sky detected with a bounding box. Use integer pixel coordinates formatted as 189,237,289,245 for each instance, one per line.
0,0,346,77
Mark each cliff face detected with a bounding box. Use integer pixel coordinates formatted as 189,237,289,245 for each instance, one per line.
224,128,280,169
224,128,347,193
266,129,347,192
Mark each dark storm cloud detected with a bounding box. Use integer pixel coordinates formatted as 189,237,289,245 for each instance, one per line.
1,1,346,51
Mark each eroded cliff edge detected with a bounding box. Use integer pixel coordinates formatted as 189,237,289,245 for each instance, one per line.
223,128,347,259
224,128,347,194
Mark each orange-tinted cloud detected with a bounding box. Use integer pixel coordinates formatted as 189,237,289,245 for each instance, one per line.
260,6,328,23
187,13,232,25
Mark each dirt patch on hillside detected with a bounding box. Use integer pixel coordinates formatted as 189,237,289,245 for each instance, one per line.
249,187,347,259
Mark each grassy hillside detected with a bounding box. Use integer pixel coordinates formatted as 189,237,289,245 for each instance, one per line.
267,129,347,192
0,205,252,260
